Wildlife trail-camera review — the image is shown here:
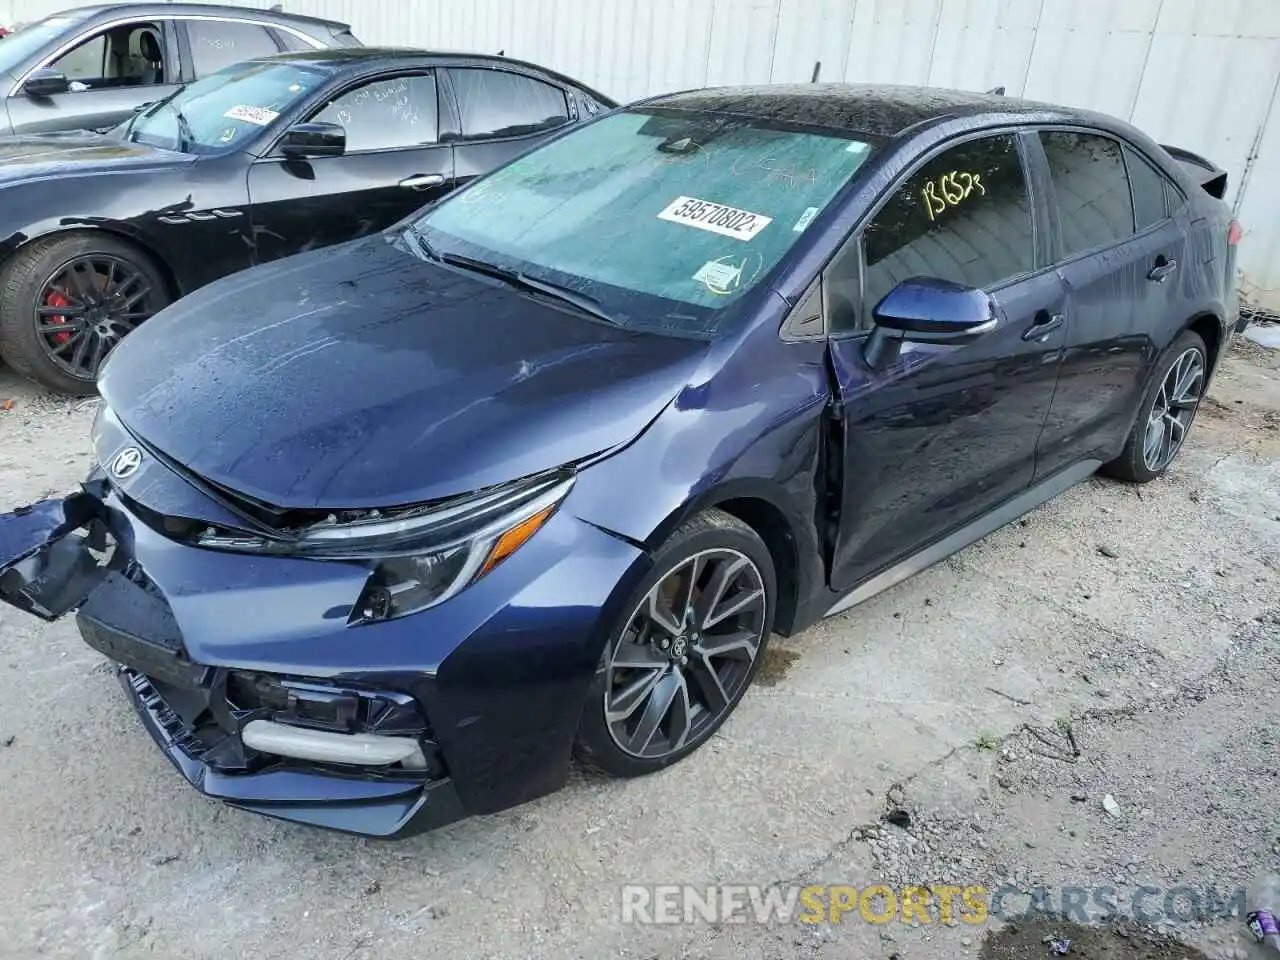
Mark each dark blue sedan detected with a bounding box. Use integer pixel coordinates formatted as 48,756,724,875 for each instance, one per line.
0,83,1241,836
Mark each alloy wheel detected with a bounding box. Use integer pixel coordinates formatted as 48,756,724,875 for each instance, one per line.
1142,346,1205,472
604,549,767,759
35,255,160,381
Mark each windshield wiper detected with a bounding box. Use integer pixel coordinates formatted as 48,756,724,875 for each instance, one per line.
167,102,195,153
416,241,619,326
403,224,441,262
444,253,619,325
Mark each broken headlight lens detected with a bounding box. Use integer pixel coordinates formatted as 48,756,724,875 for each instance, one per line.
196,472,574,620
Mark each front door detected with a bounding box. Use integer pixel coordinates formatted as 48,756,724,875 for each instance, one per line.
6,20,180,135
246,71,455,264
825,132,1068,592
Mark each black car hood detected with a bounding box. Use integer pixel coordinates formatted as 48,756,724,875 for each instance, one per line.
0,130,187,185
98,236,709,509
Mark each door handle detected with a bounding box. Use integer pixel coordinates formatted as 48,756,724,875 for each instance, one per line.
399,173,446,191
1021,310,1065,342
1147,257,1178,282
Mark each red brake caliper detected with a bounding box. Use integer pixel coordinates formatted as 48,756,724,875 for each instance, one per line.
44,290,73,345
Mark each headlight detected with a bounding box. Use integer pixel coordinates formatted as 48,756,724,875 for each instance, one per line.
196,471,575,621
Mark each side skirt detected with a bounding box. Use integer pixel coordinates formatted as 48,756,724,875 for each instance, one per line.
824,459,1102,619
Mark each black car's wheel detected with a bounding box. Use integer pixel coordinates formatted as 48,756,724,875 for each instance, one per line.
574,509,776,778
0,233,169,396
1103,328,1208,483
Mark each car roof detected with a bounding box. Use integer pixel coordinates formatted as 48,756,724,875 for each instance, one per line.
645,83,1080,139
254,48,618,104
42,3,350,31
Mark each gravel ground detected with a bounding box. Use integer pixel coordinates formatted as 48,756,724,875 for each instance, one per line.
0,333,1277,960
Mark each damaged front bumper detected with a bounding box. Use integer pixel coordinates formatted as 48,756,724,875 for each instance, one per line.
0,470,645,837
0,481,465,837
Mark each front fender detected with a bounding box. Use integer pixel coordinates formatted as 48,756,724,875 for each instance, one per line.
570,329,831,633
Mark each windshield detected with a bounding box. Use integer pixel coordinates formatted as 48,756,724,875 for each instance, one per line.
415,108,874,336
0,15,85,79
128,60,329,155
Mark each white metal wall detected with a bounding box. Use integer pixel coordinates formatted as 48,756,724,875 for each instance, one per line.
4,0,1280,305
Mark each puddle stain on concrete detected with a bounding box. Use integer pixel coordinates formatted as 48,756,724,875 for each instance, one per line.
980,919,1213,960
756,645,801,686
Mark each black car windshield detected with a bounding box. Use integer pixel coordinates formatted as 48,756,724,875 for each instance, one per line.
0,15,88,78
128,60,329,155
415,108,874,336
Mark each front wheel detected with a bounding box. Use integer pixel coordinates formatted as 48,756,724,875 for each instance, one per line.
1103,329,1208,483
0,234,170,395
574,509,776,778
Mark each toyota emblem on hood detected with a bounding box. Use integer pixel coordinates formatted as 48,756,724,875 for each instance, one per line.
110,446,143,480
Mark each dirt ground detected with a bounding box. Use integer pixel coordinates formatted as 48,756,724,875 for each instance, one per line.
0,332,1277,960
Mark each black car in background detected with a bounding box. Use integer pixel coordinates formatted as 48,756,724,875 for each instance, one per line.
0,3,360,136
0,48,615,393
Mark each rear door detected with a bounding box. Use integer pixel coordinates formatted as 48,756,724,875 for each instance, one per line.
444,66,576,188
246,70,455,264
825,132,1069,592
1033,130,1190,477
6,19,181,134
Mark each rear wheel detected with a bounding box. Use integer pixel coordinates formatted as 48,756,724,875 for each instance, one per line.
574,509,776,778
1103,329,1208,483
0,234,169,395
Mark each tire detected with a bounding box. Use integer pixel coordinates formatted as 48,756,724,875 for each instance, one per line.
1102,329,1208,483
0,233,170,396
574,509,776,778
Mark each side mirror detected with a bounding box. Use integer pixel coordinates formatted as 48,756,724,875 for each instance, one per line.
280,121,345,159
23,68,70,98
864,277,996,369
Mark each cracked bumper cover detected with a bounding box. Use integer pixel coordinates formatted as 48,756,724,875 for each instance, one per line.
0,478,645,837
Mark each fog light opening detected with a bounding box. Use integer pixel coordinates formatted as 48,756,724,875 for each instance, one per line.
241,719,427,769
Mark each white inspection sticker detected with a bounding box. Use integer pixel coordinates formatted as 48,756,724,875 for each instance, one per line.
693,259,744,293
657,196,772,241
224,105,279,126
793,206,820,232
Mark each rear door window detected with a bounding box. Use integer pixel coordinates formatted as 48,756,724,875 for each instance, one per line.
1125,145,1178,230
447,68,569,139
1040,131,1135,258
858,133,1035,320
185,20,279,77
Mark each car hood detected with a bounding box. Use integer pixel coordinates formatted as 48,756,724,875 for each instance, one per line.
98,235,710,509
0,130,186,184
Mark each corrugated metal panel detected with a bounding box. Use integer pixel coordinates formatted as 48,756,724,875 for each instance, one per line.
1,0,1278,304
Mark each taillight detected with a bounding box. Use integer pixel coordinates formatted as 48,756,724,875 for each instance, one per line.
1227,219,1243,246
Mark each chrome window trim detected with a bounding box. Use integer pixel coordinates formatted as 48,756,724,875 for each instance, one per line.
7,14,325,97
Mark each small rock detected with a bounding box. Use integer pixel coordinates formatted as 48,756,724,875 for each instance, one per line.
1102,794,1122,818
1098,544,1120,558
1070,792,1088,803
